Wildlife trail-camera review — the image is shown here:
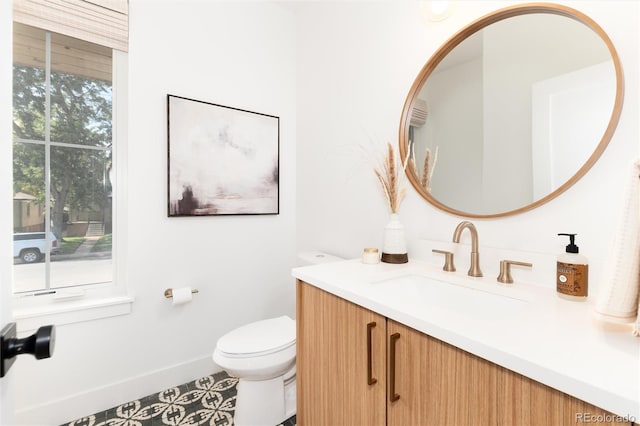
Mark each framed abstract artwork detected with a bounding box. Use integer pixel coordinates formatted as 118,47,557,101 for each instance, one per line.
167,95,279,216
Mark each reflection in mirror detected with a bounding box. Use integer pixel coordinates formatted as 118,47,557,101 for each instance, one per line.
401,4,623,218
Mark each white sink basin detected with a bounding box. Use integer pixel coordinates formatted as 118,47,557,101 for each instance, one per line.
368,273,533,318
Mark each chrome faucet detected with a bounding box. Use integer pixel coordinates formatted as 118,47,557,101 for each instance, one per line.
452,221,483,277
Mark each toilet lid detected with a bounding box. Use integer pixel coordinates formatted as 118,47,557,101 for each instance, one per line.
217,315,295,356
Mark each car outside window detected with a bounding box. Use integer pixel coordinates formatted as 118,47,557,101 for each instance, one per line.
13,232,59,264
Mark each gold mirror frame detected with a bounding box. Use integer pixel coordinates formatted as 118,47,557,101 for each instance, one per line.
399,3,624,218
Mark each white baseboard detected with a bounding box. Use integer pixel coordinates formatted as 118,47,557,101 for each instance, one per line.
15,355,219,426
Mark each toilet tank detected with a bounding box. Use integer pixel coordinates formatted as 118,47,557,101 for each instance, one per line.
297,251,344,266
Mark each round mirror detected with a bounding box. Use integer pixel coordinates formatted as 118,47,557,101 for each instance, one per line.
399,3,624,218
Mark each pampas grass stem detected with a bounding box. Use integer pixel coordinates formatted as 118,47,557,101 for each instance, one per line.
373,142,407,214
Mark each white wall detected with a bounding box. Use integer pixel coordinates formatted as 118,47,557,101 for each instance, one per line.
12,1,297,424
296,0,638,293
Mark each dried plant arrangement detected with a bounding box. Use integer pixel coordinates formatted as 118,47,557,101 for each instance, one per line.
374,142,409,214
420,146,438,193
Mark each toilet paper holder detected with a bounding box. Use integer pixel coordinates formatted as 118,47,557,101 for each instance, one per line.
164,288,199,299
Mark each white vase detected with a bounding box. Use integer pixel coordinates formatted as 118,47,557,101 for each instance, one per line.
381,213,408,264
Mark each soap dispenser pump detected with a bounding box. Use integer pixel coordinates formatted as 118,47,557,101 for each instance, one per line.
556,233,588,301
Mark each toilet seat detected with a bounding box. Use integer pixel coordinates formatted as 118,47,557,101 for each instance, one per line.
216,315,295,358
213,315,297,382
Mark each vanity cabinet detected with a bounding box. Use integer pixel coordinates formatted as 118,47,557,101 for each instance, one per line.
296,279,387,425
296,280,630,426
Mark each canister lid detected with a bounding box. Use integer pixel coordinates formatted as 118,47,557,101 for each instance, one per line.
216,315,295,356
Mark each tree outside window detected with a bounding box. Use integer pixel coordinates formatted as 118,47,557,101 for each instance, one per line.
12,24,113,293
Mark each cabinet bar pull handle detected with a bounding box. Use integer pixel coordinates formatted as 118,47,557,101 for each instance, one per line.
389,332,400,402
366,321,377,385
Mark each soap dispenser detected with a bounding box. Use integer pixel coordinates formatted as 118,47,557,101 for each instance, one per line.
556,233,588,301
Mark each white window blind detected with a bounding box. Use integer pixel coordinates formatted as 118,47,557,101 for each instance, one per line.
13,0,128,52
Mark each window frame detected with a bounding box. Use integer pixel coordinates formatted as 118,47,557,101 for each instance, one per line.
12,46,132,333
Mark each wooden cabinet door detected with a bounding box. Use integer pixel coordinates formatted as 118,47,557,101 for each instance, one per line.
497,366,631,426
387,319,629,426
387,320,498,426
297,281,387,426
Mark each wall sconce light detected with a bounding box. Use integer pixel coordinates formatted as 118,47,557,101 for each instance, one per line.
421,0,455,22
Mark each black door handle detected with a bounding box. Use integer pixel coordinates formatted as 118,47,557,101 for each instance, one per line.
1,322,56,377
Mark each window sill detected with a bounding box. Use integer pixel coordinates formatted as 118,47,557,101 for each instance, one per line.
13,294,134,333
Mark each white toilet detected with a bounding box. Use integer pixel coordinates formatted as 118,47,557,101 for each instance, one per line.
213,252,343,426
213,315,296,426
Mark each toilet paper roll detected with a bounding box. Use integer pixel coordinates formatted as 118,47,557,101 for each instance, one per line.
171,287,193,306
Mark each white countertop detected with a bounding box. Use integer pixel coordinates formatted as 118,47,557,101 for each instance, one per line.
292,258,640,419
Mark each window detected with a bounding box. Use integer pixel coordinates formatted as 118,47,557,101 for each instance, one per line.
10,1,130,330
12,23,113,294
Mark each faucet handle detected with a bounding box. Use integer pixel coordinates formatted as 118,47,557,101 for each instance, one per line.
497,260,532,284
432,249,456,272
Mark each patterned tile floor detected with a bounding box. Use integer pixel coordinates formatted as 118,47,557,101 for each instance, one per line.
62,371,296,426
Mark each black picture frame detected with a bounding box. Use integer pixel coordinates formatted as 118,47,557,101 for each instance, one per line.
167,94,279,216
